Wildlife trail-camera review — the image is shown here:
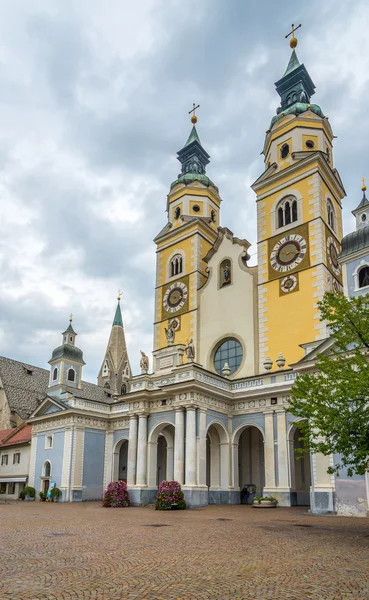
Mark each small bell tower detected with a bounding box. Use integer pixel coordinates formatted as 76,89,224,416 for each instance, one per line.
48,315,85,396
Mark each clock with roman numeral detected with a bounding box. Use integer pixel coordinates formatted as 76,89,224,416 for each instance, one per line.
270,234,307,273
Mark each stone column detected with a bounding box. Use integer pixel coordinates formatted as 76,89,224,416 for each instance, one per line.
198,408,207,487
263,411,276,490
127,414,138,487
277,411,289,489
174,408,185,484
136,413,148,487
103,430,114,491
185,406,197,486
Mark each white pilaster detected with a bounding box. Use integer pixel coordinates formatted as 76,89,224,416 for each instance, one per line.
61,426,73,501
277,411,289,489
174,408,185,484
28,433,38,488
136,414,148,487
198,408,207,487
185,407,197,486
103,430,114,490
127,414,138,487
264,412,276,490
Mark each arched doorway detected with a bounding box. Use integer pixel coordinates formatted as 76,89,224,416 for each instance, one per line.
147,423,175,488
113,439,129,481
289,424,311,506
42,460,51,494
206,422,229,496
234,426,265,497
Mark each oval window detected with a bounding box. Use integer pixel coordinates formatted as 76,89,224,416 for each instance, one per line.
305,140,315,149
174,207,181,219
280,144,290,159
213,338,243,376
192,205,201,213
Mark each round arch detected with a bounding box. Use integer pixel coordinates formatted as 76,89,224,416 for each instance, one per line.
112,437,129,482
43,460,52,477
147,421,175,488
287,419,311,506
232,424,265,493
206,421,230,490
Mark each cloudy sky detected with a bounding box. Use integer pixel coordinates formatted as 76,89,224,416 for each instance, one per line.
0,0,368,381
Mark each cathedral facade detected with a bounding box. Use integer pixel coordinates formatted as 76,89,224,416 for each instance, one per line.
9,36,367,515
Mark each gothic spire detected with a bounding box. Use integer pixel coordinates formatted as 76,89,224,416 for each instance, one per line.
98,295,131,395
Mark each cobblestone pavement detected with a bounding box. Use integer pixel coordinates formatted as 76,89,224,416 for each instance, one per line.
0,502,368,600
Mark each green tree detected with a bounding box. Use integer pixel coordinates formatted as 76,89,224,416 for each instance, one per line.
289,291,369,476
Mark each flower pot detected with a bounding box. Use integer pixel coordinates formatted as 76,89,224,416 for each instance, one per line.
253,500,277,508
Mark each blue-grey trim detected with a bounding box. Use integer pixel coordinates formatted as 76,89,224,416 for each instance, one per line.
232,413,265,434
148,411,175,436
113,429,129,445
206,410,228,431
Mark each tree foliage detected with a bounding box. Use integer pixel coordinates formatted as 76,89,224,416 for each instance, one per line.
290,292,369,476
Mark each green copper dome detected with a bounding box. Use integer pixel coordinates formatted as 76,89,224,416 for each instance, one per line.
340,225,369,259
49,344,85,364
270,102,324,128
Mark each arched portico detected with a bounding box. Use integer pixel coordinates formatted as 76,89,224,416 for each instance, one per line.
232,424,265,495
288,421,311,506
206,421,229,493
147,422,175,488
112,437,129,482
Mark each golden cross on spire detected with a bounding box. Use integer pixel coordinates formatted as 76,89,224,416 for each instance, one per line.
285,23,302,49
69,313,73,323
189,103,200,124
117,290,123,301
360,176,369,192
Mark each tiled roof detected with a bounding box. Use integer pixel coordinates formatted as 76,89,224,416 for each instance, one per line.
0,429,14,443
0,424,32,447
0,356,112,420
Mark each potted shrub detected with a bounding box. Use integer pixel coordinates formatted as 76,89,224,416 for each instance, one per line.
50,487,61,502
103,481,130,507
155,480,186,511
22,486,36,501
253,495,278,508
39,491,46,502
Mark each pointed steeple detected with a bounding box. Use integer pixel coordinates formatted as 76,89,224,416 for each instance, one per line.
282,49,301,77
170,108,217,191
98,294,131,396
270,29,324,128
112,300,123,327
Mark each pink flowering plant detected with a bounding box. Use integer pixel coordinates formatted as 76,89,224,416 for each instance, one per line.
103,480,130,508
155,480,186,510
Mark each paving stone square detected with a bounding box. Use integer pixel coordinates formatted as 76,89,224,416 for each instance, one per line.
0,502,368,600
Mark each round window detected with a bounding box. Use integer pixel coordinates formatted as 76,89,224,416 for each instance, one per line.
280,144,290,159
361,213,367,222
214,338,243,376
305,140,315,149
192,205,200,213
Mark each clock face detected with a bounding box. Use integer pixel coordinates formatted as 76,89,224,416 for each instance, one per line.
280,274,298,293
326,236,341,277
163,282,188,313
270,234,307,273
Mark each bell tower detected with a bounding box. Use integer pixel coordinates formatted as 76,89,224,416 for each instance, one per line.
153,107,221,370
252,27,345,370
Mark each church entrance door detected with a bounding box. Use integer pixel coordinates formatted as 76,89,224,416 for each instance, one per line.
289,424,311,506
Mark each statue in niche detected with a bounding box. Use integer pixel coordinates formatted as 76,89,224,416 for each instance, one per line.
140,351,149,374
220,260,231,286
185,338,195,362
165,323,175,346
